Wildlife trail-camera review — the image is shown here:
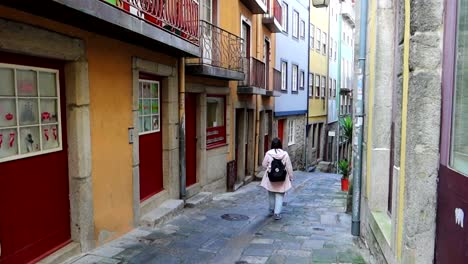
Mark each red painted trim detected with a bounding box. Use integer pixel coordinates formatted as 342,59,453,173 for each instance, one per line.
440,0,458,166
28,240,71,264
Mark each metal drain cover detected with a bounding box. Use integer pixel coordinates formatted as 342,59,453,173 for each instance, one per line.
235,261,248,264
221,214,249,221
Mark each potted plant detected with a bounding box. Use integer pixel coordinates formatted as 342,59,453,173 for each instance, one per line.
338,159,350,191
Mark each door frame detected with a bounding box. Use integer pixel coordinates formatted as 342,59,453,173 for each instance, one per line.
131,57,178,224
0,19,94,258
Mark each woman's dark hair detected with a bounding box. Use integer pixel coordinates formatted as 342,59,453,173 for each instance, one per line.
271,137,282,150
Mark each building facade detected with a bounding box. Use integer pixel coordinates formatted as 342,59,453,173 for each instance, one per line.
306,1,329,166
274,0,309,170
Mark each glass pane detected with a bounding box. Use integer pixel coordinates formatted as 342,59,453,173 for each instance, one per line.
138,116,143,133
18,99,39,125
0,98,16,127
143,116,152,132
152,116,160,131
451,1,468,175
0,68,15,96
207,97,224,128
150,82,159,99
141,82,151,98
41,124,60,150
40,99,58,124
138,99,143,116
0,128,18,158
39,71,57,97
143,99,151,115
19,126,40,154
17,70,38,97
151,99,159,114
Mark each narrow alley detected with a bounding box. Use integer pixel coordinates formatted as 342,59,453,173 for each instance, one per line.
66,172,366,264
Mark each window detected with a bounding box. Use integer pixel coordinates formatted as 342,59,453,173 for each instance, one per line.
322,32,327,55
292,10,299,38
292,64,298,92
329,78,332,98
334,41,337,61
282,3,288,33
310,24,315,49
316,28,321,51
333,79,337,98
311,124,316,148
321,76,326,98
0,64,62,162
300,20,305,39
450,0,468,175
330,37,333,59
139,79,161,134
315,74,320,97
206,96,226,148
281,61,287,91
308,73,314,97
201,0,212,23
300,70,305,89
287,119,295,145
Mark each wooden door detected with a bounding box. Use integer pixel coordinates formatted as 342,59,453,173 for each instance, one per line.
185,93,197,187
138,75,163,201
278,119,285,142
0,54,70,264
436,1,468,262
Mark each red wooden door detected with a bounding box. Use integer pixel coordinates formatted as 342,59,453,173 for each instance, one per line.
185,93,197,187
139,75,163,201
436,1,468,262
278,119,285,142
0,54,70,264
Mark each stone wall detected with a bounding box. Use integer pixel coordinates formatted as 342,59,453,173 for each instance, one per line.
286,115,306,170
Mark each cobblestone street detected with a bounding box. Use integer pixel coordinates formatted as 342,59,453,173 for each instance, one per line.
67,172,367,264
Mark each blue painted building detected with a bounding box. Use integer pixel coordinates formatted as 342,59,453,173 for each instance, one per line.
275,0,309,169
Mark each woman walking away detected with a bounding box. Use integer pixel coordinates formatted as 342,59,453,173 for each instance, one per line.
260,137,294,220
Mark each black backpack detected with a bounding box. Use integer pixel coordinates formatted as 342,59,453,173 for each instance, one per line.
268,157,287,182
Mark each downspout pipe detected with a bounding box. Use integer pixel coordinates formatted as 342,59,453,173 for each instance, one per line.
179,57,187,201
305,4,311,170
351,0,369,236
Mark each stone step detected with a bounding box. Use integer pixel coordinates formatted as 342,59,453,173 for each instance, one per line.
38,242,81,264
140,199,184,229
185,192,213,208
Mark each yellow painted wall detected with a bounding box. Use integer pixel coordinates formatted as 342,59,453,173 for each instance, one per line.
308,3,329,119
0,6,175,245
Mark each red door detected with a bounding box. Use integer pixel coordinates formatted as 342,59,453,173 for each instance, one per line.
278,119,285,142
436,1,468,263
139,75,163,201
185,93,197,187
0,54,70,264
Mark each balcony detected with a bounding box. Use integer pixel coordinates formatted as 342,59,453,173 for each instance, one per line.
240,0,268,14
186,21,245,80
265,68,282,97
312,0,330,8
1,0,200,56
262,0,282,33
238,57,267,95
341,0,356,27
340,77,353,93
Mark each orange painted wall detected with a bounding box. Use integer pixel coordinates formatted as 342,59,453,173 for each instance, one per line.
0,6,175,245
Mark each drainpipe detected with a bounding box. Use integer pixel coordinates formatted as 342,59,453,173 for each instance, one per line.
337,2,343,170
305,5,311,169
351,0,369,236
179,57,187,201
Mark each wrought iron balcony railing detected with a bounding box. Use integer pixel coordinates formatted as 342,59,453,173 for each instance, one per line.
102,0,199,44
186,20,244,72
273,68,282,92
239,57,266,89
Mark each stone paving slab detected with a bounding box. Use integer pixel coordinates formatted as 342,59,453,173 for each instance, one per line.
67,171,368,264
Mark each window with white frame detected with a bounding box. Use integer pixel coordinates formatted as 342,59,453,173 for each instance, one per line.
206,95,226,148
321,76,326,98
300,70,305,89
139,79,161,134
330,37,333,59
282,3,288,33
315,74,320,97
329,78,332,98
333,79,337,98
287,119,295,145
300,20,305,39
281,61,287,91
292,10,299,39
0,64,62,162
322,32,327,55
292,64,298,92
316,28,321,51
308,73,313,97
310,24,315,49
334,41,337,61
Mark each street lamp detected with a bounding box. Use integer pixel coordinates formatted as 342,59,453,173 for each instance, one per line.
312,0,330,8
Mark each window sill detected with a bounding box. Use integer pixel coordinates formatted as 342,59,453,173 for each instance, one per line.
369,210,393,261
288,142,296,147
207,142,228,150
